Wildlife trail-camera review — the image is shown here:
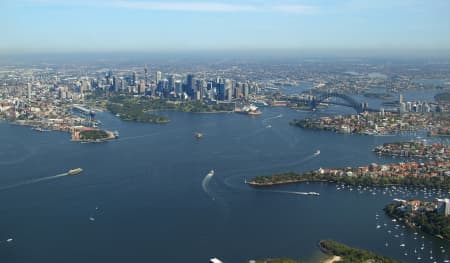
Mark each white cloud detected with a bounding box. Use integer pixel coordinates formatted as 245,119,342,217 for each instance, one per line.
111,1,258,12
272,4,319,14
22,0,319,14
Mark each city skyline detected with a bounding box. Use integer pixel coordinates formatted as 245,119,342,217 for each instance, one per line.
2,0,450,55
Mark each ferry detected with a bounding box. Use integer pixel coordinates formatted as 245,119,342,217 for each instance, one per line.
307,192,320,196
31,127,50,132
208,170,214,176
68,168,83,176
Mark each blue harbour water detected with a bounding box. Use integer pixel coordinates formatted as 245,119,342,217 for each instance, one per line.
0,97,449,262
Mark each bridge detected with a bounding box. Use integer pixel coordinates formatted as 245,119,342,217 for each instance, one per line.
290,92,395,113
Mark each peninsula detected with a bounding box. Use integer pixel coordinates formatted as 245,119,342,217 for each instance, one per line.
384,199,450,241
248,161,450,189
249,240,400,263
290,112,450,136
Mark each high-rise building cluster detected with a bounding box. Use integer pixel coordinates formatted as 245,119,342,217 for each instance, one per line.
92,67,261,102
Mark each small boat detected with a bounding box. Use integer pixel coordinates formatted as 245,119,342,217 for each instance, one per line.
266,125,272,128
68,168,83,176
6,238,13,242
194,132,203,139
400,243,406,247
89,217,95,222
314,150,321,156
208,170,214,176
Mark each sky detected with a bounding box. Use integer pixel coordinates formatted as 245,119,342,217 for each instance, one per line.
1,0,450,54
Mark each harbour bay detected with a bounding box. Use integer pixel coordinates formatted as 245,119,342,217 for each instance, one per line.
0,105,449,262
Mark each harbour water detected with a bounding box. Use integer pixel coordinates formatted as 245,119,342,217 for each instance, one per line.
0,103,449,262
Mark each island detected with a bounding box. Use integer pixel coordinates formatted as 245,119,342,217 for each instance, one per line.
249,240,400,263
384,199,450,242
373,141,449,161
248,161,450,189
71,127,118,142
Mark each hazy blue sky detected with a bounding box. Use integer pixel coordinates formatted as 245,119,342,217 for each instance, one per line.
1,0,450,54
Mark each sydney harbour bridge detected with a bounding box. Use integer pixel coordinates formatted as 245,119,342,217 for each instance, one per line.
289,92,396,113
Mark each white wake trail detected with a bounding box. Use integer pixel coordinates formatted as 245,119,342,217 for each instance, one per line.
0,173,69,191
262,114,283,124
201,170,215,198
116,132,161,142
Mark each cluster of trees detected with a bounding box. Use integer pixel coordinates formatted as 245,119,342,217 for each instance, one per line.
384,203,450,241
250,171,450,189
78,130,109,141
319,240,400,263
289,119,336,131
107,99,170,123
108,95,234,113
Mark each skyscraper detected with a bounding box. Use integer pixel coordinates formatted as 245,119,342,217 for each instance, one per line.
144,66,149,86
186,74,195,98
156,71,162,85
224,79,232,101
131,71,137,87
27,83,32,101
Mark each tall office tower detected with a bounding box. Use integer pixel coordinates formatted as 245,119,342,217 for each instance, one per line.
113,76,120,92
186,74,195,98
121,78,126,91
27,83,32,100
243,83,249,98
144,66,149,86
168,75,175,92
81,79,88,94
131,71,137,86
156,71,162,85
175,80,183,96
139,81,146,94
399,93,403,104
224,79,232,101
217,83,225,101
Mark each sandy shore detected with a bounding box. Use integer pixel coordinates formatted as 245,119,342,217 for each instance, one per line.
323,256,342,263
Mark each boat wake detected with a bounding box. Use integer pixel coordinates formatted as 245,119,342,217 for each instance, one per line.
0,173,69,191
201,170,215,199
116,132,161,142
262,114,283,125
266,190,320,196
271,150,320,170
